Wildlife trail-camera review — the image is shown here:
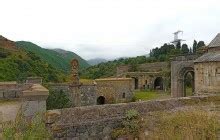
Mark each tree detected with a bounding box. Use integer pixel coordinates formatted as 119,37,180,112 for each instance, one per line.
197,41,205,49
193,40,197,53
46,90,71,109
189,47,192,54
181,44,189,54
176,42,181,50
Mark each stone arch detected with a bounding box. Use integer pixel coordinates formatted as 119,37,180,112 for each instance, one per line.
183,70,194,96
178,67,195,96
154,77,163,90
171,57,195,97
97,96,105,105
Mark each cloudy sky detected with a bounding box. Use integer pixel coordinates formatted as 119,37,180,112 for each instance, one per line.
0,0,219,60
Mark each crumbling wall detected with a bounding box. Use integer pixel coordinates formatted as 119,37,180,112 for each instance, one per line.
46,95,220,139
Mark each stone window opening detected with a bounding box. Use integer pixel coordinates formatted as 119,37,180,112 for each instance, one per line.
216,68,220,75
122,93,126,98
145,80,148,84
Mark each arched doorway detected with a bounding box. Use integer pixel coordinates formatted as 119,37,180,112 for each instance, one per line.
97,96,105,105
183,71,194,97
178,67,195,97
154,77,163,90
132,77,139,89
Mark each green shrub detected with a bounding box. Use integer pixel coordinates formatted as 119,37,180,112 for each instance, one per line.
46,90,71,110
2,112,51,139
111,109,144,139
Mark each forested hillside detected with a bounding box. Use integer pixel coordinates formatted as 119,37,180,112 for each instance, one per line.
16,41,90,73
0,36,66,82
87,58,108,65
81,40,206,79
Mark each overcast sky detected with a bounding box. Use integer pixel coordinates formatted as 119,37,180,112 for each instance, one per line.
0,0,219,60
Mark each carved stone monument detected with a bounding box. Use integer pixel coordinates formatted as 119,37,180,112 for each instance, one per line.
71,59,80,85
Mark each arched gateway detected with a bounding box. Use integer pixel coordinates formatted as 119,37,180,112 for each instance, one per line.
171,55,198,97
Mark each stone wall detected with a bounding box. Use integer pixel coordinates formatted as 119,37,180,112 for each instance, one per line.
195,62,220,94
0,82,32,99
48,78,134,106
171,55,197,97
116,62,169,76
0,82,49,119
137,62,169,72
80,85,97,106
95,78,134,103
46,95,220,139
117,62,169,91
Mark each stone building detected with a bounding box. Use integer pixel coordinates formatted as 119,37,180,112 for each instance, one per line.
194,33,220,94
48,59,134,107
171,33,220,97
117,62,169,91
95,78,134,104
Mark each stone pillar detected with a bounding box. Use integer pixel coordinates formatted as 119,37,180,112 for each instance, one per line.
70,59,81,107
21,84,49,118
71,59,80,85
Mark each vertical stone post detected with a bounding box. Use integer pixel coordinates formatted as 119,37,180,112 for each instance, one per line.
70,59,81,107
21,84,49,118
71,59,80,85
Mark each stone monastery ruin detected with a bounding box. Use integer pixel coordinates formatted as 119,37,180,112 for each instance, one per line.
1,33,220,108
1,33,220,139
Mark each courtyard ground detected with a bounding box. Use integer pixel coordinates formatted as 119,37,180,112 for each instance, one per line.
134,90,170,101
134,87,193,101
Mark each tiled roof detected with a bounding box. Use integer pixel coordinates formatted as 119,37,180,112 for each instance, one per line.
194,52,220,63
209,33,220,48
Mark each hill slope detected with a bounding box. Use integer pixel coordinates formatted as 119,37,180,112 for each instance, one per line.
16,41,90,73
0,36,66,82
87,58,107,66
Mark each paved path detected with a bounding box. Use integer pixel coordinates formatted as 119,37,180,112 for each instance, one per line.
0,101,21,122
0,101,21,139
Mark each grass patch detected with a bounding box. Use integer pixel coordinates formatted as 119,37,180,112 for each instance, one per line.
146,108,220,139
186,87,193,96
134,90,170,101
79,79,93,84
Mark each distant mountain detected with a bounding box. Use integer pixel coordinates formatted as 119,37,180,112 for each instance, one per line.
87,58,108,65
0,35,66,82
16,41,90,73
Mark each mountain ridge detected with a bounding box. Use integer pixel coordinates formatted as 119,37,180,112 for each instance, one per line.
0,35,66,82
16,41,90,73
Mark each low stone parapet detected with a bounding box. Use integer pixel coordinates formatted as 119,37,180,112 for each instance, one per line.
46,95,220,139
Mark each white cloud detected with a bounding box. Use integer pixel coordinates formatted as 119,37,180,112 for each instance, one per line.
0,0,219,59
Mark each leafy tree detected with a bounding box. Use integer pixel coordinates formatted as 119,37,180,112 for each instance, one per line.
197,41,205,49
181,44,189,54
176,42,181,50
189,47,193,54
193,40,197,53
46,90,71,110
